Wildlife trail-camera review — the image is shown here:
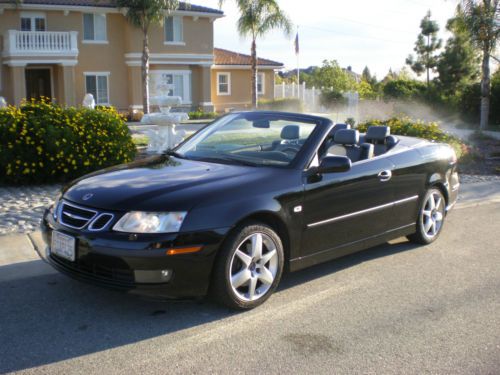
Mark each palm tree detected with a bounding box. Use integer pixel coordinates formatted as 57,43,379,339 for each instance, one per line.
460,0,500,130
117,0,180,114
219,0,292,108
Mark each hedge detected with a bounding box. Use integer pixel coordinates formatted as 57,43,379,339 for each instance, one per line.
0,99,136,185
356,117,469,159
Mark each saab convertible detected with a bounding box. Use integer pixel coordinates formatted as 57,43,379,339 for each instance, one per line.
40,111,459,309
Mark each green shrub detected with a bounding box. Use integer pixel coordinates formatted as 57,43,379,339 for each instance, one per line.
0,99,136,185
188,110,219,120
382,79,427,100
319,89,347,107
356,117,469,159
258,98,304,112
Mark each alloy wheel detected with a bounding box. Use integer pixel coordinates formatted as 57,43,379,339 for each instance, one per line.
229,232,279,302
421,191,445,240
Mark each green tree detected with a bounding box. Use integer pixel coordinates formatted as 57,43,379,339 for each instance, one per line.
437,14,479,96
117,0,180,114
437,17,479,96
406,11,442,88
460,0,500,129
361,66,377,86
311,59,357,92
219,0,292,108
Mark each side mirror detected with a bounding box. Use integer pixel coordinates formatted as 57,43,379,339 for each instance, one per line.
317,156,351,174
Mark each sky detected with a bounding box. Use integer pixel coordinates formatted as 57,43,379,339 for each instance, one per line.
200,0,460,79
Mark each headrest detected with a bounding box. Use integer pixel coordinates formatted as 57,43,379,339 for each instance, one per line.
366,126,390,142
281,125,300,140
334,129,359,145
328,123,351,138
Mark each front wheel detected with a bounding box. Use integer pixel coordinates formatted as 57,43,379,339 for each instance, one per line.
211,223,284,310
407,188,446,245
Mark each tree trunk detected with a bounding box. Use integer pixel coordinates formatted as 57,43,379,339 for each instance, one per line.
251,39,257,109
142,28,150,114
479,47,490,130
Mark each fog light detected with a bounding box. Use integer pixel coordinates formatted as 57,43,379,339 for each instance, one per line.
134,269,172,283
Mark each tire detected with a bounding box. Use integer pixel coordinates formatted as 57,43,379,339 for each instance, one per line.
407,187,446,245
211,222,284,310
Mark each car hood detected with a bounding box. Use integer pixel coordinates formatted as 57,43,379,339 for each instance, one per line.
62,155,274,212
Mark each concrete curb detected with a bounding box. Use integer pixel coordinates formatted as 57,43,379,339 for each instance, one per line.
1,181,498,266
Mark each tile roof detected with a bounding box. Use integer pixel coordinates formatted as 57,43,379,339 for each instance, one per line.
214,48,283,67
0,0,223,14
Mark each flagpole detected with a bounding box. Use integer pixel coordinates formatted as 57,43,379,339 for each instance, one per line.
296,26,300,99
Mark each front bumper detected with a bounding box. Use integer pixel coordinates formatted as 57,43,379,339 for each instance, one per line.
40,209,230,299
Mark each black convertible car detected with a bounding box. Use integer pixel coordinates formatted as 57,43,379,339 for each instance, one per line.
40,111,459,309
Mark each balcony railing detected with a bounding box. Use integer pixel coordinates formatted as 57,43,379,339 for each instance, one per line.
3,30,79,56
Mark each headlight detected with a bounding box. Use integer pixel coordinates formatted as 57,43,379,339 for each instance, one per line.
52,193,62,220
113,212,187,233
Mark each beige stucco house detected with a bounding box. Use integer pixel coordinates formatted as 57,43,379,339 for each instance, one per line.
0,0,283,112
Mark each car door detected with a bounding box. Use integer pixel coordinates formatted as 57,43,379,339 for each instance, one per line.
300,156,396,258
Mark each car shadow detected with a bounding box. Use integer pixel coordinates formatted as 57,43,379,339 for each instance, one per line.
0,238,420,373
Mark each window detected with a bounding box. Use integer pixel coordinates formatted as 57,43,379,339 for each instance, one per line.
217,73,231,96
257,73,265,95
148,70,192,104
85,73,109,105
83,13,107,42
20,12,46,31
164,16,183,44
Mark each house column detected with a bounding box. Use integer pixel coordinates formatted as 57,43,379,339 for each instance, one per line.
199,65,213,112
10,64,26,105
61,63,76,107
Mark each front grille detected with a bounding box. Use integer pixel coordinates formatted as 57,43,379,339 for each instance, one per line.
58,200,114,231
50,253,135,286
59,201,97,229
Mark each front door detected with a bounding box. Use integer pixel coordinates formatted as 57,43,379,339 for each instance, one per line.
301,157,396,258
25,69,52,101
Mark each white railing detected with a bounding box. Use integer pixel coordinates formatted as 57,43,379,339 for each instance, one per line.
4,30,79,56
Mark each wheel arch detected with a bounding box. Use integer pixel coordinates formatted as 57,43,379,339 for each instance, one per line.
427,177,449,207
229,211,292,271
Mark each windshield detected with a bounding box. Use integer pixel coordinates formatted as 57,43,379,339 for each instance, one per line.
175,113,318,167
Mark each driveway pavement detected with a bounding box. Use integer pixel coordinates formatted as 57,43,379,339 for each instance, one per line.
0,197,499,374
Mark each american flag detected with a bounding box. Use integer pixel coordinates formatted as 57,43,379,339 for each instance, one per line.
294,32,299,55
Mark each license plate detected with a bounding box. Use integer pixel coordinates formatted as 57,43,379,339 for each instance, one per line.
51,231,76,262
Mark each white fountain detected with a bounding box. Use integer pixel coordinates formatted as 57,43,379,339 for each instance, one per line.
82,93,96,109
141,96,189,153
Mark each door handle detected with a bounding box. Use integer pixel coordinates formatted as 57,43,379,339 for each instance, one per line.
378,170,392,182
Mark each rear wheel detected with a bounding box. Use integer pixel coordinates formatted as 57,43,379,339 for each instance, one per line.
211,223,284,310
408,188,446,245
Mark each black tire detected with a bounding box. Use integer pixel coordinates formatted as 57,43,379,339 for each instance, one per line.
407,187,446,245
211,222,284,310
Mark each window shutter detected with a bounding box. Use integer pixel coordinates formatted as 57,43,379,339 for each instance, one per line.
165,17,174,41
173,16,183,42
97,76,108,104
94,14,107,41
83,14,94,40
85,75,97,99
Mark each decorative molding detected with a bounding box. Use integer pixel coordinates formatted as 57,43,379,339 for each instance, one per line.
163,41,186,46
81,40,109,45
125,60,213,67
124,53,213,60
0,4,223,18
5,59,78,67
211,64,282,70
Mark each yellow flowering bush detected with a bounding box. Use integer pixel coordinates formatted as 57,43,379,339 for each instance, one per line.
356,117,469,160
0,99,136,185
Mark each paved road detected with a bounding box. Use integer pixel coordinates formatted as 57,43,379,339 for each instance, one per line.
1,202,499,374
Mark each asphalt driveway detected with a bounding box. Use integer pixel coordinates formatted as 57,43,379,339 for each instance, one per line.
0,202,499,374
